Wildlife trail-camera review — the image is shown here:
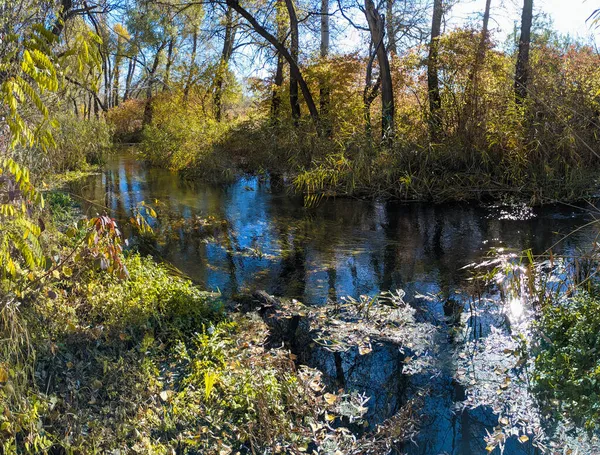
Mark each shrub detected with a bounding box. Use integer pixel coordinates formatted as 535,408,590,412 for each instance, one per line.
46,113,113,172
107,99,145,143
534,292,600,431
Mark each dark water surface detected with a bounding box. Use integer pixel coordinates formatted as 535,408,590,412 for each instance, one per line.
70,152,598,454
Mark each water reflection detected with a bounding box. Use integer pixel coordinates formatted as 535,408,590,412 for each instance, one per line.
71,153,594,308
69,151,597,454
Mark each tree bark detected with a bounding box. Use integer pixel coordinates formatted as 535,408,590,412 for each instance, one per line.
364,0,395,142
214,6,236,122
226,0,322,133
427,0,443,142
285,0,301,125
515,0,533,103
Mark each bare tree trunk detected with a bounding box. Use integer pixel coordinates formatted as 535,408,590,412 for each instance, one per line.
271,0,286,123
427,0,443,142
285,0,301,125
86,94,91,120
461,0,491,140
386,0,397,56
515,0,533,103
143,43,166,127
113,37,123,107
320,0,331,135
364,0,395,142
163,38,175,92
123,59,136,102
271,53,284,122
214,7,236,122
103,52,111,110
364,39,381,141
226,0,321,134
184,30,199,103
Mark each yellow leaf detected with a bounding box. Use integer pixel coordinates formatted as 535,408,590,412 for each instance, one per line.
323,393,337,405
519,435,529,443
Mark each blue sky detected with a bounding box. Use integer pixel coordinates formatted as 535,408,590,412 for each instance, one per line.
451,0,598,42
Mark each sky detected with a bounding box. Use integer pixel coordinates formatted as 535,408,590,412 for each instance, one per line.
451,0,598,43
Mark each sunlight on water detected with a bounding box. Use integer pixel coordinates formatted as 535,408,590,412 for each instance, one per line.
509,296,524,319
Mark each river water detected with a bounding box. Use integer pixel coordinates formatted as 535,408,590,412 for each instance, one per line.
69,151,599,454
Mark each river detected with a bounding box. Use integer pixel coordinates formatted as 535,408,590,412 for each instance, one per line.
68,150,599,454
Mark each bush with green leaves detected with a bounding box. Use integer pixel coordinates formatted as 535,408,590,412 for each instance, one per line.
534,292,600,431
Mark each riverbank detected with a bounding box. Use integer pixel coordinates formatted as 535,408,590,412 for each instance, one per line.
120,90,600,206
2,188,424,453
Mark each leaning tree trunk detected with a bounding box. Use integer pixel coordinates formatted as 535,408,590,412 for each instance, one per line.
285,0,301,125
515,0,533,103
364,0,395,142
214,7,236,121
226,0,321,133
427,0,443,142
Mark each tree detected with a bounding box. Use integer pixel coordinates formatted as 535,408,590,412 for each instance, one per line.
427,0,443,141
214,6,237,122
271,0,287,122
285,0,302,124
515,0,533,103
182,4,204,103
364,0,395,141
320,0,331,134
386,0,396,55
226,0,322,133
461,0,491,139
112,24,129,107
